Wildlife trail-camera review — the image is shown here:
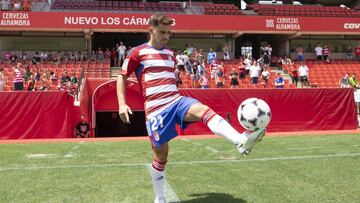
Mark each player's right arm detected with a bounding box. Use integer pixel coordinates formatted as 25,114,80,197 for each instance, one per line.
117,74,132,124
117,48,139,124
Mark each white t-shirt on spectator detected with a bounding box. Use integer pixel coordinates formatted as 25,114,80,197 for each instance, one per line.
298,65,309,76
176,54,185,66
249,65,261,78
118,45,126,55
13,2,21,10
262,70,270,79
1,0,10,10
244,58,252,70
315,46,323,56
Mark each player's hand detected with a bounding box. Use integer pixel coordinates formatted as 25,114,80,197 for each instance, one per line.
119,104,133,124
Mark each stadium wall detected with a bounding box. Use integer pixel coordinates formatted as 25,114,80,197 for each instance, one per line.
0,92,79,139
89,79,358,135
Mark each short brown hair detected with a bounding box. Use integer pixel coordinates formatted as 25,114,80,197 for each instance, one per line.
149,13,173,27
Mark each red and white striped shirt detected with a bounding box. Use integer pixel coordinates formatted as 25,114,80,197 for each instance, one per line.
120,43,180,119
13,68,24,83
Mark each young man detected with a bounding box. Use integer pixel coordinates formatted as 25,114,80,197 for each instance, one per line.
117,13,265,203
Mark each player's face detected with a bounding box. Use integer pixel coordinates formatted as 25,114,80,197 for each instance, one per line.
150,24,171,48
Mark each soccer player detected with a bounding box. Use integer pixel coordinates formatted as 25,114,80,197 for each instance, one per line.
117,13,265,203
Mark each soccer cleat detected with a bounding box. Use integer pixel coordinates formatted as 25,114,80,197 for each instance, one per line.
237,128,266,155
154,197,166,203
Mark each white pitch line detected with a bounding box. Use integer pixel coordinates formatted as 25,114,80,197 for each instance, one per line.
181,138,219,153
63,142,83,158
205,146,219,153
286,147,323,150
2,152,360,172
146,165,180,203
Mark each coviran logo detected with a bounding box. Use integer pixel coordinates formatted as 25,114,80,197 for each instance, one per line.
344,23,360,29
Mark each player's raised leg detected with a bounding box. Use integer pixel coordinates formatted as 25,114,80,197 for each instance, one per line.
183,102,265,154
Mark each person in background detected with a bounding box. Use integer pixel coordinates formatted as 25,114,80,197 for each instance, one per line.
339,73,350,88
348,73,359,89
274,73,285,88
75,114,90,138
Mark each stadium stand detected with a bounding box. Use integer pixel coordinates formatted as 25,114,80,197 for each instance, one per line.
282,60,360,88
248,4,360,17
51,0,184,12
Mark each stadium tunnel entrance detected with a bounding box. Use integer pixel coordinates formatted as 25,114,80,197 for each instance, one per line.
235,34,291,59
91,79,147,137
92,32,148,54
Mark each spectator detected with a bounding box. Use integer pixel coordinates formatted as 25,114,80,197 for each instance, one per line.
175,50,185,72
70,73,77,84
249,60,261,84
223,44,230,60
32,52,41,65
339,73,350,88
199,75,209,89
281,56,293,65
20,51,27,62
49,72,58,82
1,0,10,11
261,69,270,87
13,0,21,10
298,61,309,88
274,73,285,88
90,50,96,61
191,61,199,88
61,71,71,83
110,48,116,67
22,0,31,11
314,43,323,60
263,44,272,67
34,70,40,81
69,51,76,61
27,75,35,91
23,65,32,82
118,41,126,67
0,69,4,91
346,45,353,61
290,65,299,87
348,73,359,89
13,63,24,91
9,52,18,64
229,68,239,88
257,56,265,71
238,61,246,81
40,51,47,62
104,48,111,59
356,44,360,61
296,46,304,62
322,45,330,62
215,67,224,88
97,47,104,62
195,48,205,66
174,67,182,87
244,55,252,75
207,48,216,65
75,114,90,138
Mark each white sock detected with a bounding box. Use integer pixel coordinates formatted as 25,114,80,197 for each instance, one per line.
149,160,166,201
202,109,248,145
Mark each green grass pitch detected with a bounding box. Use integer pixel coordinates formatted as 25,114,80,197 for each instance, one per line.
0,134,360,203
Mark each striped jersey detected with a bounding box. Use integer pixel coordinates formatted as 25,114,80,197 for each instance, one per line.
13,68,24,83
119,43,180,119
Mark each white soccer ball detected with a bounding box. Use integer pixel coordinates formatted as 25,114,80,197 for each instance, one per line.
237,98,271,131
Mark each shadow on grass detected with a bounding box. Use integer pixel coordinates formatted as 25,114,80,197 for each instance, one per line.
172,192,246,203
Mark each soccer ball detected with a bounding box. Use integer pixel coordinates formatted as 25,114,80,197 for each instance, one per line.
237,98,271,131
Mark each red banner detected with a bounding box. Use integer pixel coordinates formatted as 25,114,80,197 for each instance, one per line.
0,92,79,139
88,79,358,133
0,11,359,33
